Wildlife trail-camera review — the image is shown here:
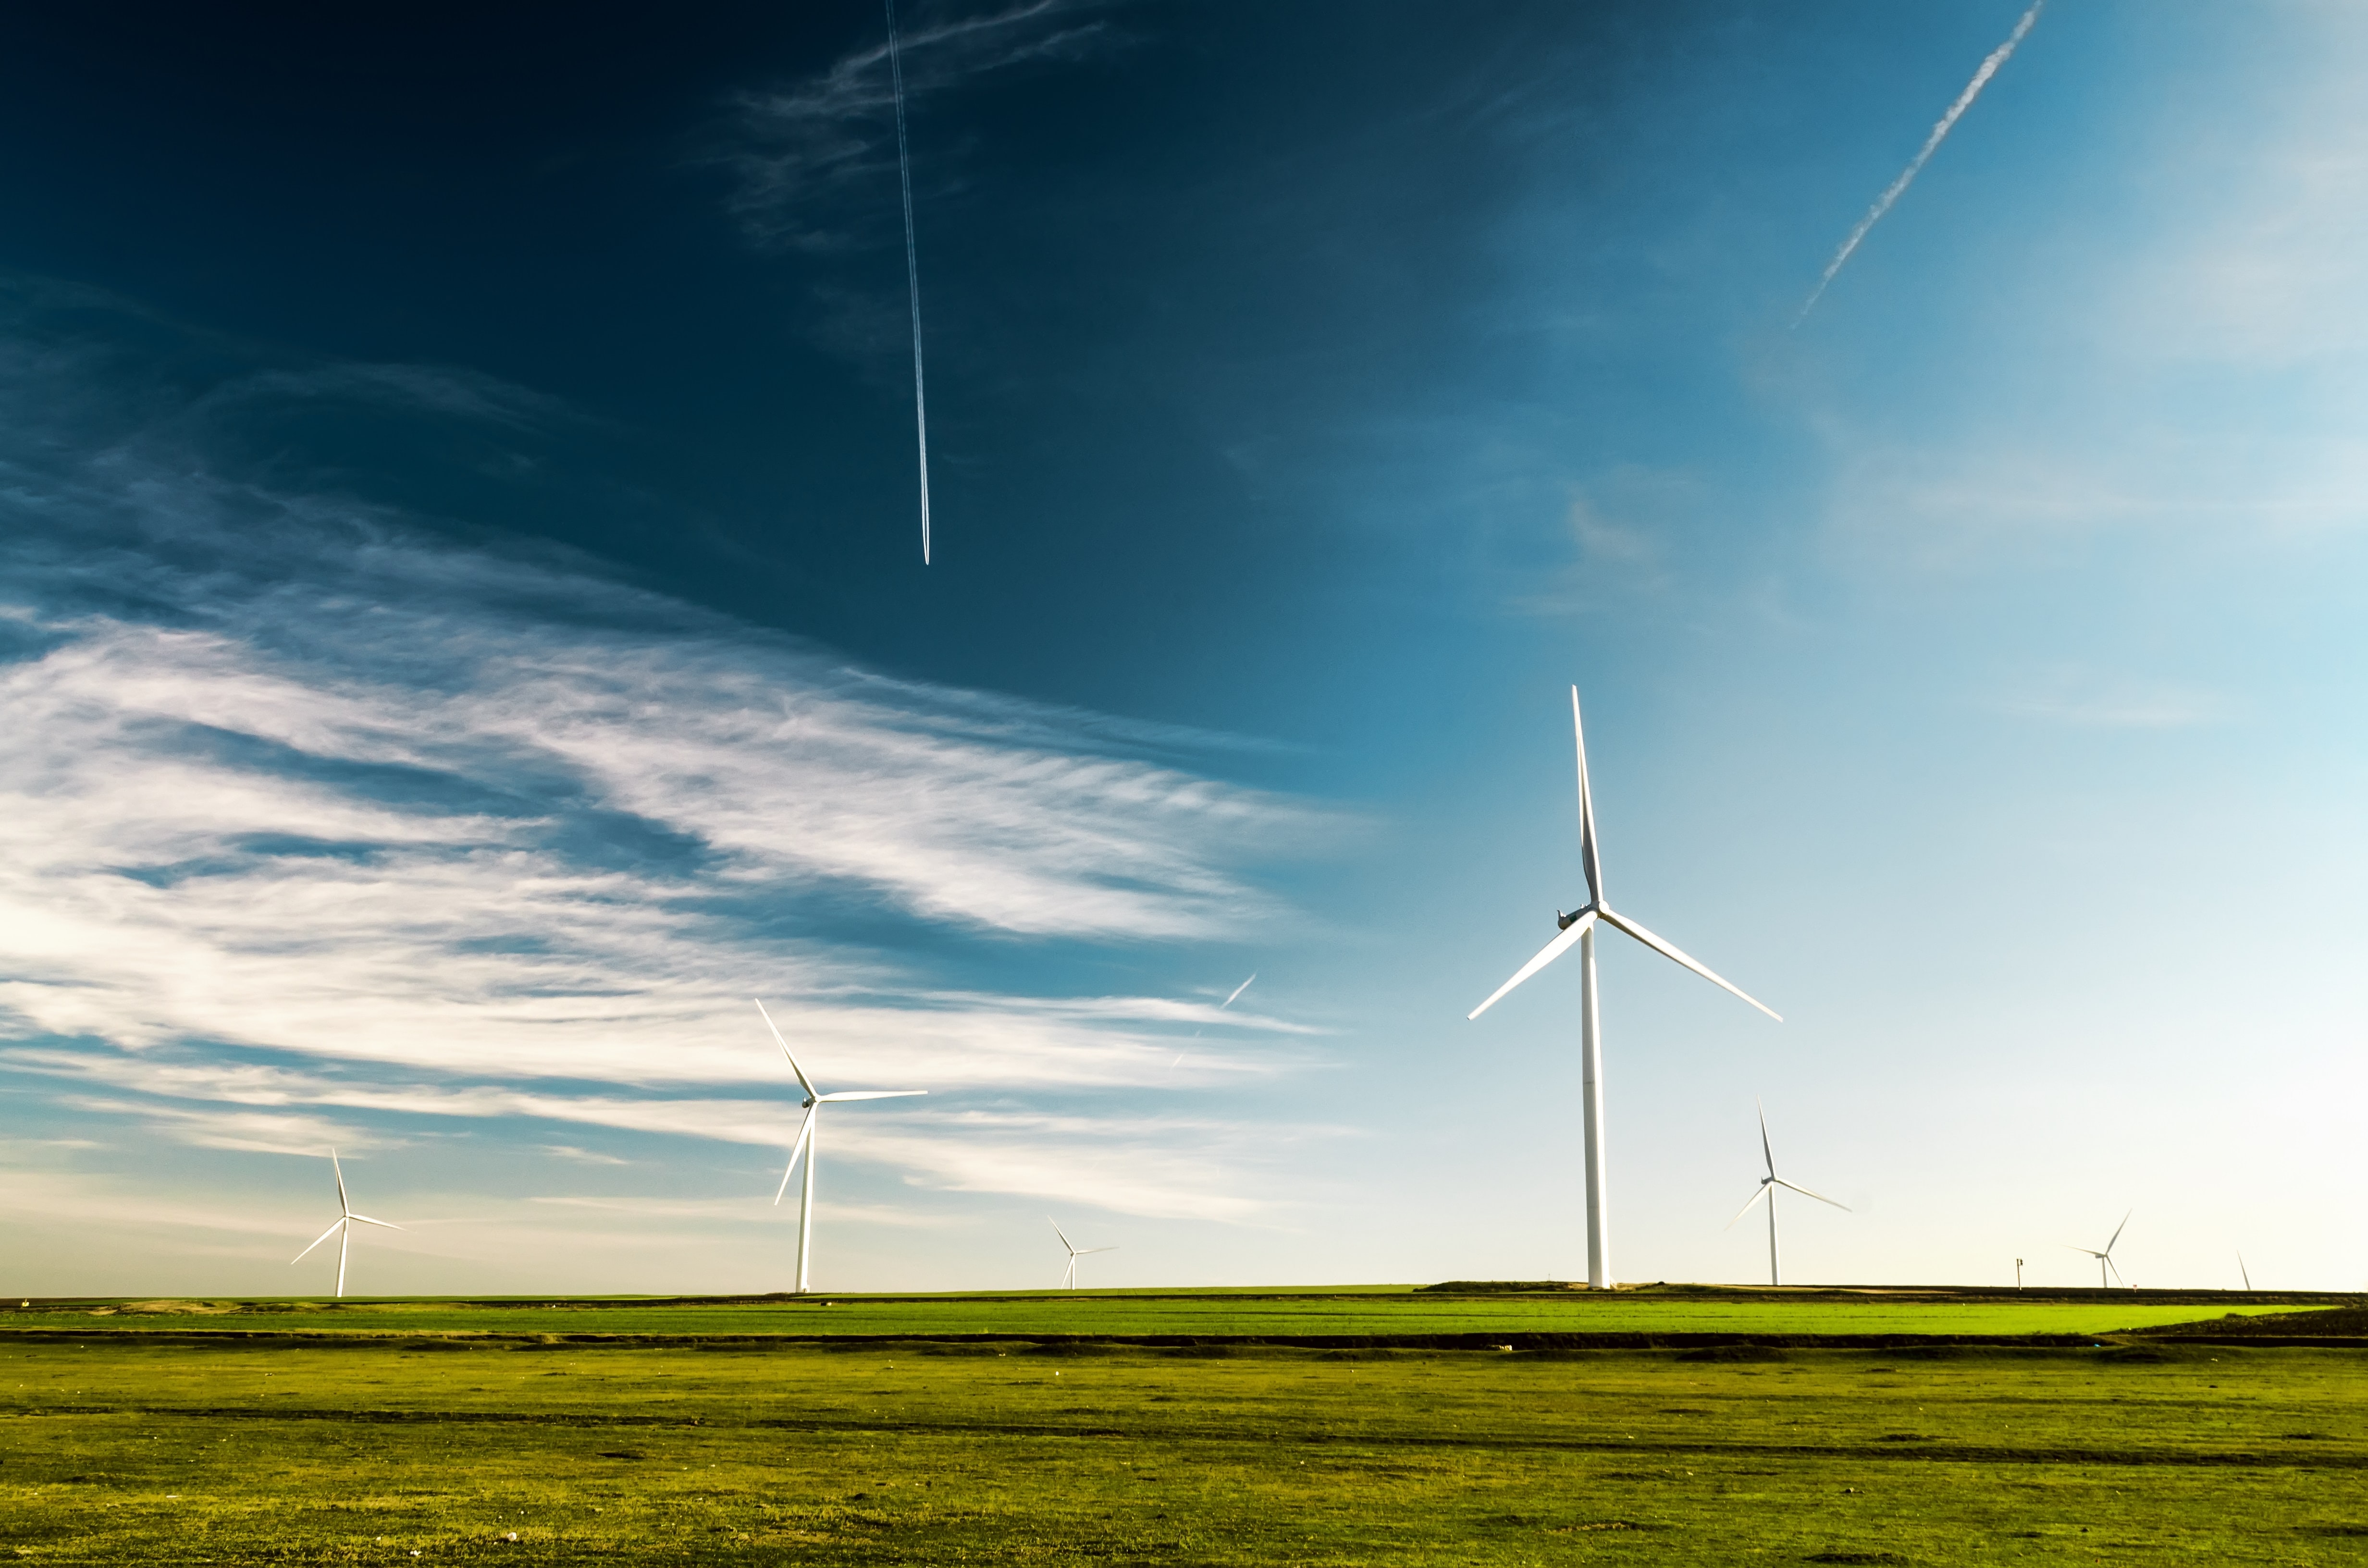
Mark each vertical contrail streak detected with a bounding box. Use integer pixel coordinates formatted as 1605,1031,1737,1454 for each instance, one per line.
885,0,932,563
1795,0,2045,326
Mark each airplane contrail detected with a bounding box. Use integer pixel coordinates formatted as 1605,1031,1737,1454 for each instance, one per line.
1794,1,2045,326
884,0,933,563
1177,974,1256,1065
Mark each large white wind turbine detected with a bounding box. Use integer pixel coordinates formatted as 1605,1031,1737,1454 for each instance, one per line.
1048,1217,1116,1290
1468,686,1782,1290
2067,1210,2133,1288
1724,1099,1847,1286
290,1150,401,1299
754,999,927,1294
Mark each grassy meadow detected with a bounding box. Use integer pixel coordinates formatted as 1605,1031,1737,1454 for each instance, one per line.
0,1284,2326,1344
4,1290,2363,1565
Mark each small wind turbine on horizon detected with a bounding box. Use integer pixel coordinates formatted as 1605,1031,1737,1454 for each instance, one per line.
1468,686,1782,1290
290,1150,401,1299
1048,1217,1116,1289
2067,1210,2134,1288
1724,1099,1848,1286
755,999,927,1295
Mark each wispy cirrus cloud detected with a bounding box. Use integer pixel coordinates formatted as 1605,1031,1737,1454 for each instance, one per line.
0,274,1337,1226
1987,667,2232,730
724,0,1128,250
56,1098,390,1158
26,1054,1312,1222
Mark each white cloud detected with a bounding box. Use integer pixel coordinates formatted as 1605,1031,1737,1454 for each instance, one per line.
725,0,1127,250
0,554,1332,1095
2104,4,2368,371
56,1097,390,1158
1811,6,2368,579
0,279,1341,1231
8,1048,1325,1221
1987,667,2232,730
539,1144,629,1166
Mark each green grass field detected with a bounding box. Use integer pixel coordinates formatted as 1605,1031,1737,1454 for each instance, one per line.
6,1290,2362,1565
0,1284,2329,1344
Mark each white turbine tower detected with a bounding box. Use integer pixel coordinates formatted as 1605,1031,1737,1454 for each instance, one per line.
1048,1217,1115,1289
2067,1210,2133,1288
1468,686,1781,1291
755,999,927,1295
290,1150,401,1299
1724,1099,1847,1286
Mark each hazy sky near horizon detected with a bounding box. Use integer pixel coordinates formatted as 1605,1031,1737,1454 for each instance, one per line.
3,1,2363,1297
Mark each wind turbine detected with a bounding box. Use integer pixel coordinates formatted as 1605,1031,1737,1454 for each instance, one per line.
1048,1217,1116,1289
1724,1099,1848,1286
1468,686,1781,1290
290,1150,401,1299
2067,1210,2133,1288
754,999,927,1294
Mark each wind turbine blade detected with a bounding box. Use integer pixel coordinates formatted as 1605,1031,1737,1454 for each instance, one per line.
292,1219,345,1264
817,1090,928,1102
1771,1178,1849,1211
331,1149,349,1216
345,1214,403,1231
774,1107,816,1206
1596,907,1781,1021
753,999,820,1101
1079,1246,1118,1255
1048,1217,1075,1251
1755,1098,1776,1179
1571,686,1603,907
1467,909,1596,1020
1221,973,1257,1009
2106,1256,2126,1287
2238,1253,2251,1292
2106,1208,2132,1254
1724,1186,1771,1229
2063,1245,2104,1258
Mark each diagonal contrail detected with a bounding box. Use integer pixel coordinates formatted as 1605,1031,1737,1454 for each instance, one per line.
885,0,933,563
1177,973,1257,1065
1794,1,2046,326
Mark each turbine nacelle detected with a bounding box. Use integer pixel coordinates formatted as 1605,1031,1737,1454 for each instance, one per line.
1469,900,1780,1023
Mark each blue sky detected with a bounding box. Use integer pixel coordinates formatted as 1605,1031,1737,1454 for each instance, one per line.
2,0,2362,1296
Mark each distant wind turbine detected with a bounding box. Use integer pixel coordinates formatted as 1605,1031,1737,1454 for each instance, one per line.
2067,1210,2133,1288
1048,1217,1116,1289
1724,1099,1848,1286
290,1150,401,1299
754,999,928,1294
1468,686,1782,1290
